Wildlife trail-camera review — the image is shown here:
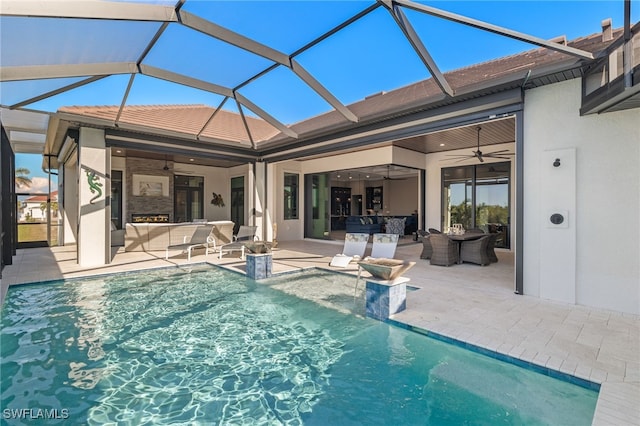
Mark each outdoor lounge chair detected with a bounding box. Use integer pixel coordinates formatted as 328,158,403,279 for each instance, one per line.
234,225,258,242
460,235,491,266
208,222,235,253
329,232,369,267
429,234,459,266
218,241,248,260
355,233,399,290
165,224,215,262
368,233,399,259
218,225,259,259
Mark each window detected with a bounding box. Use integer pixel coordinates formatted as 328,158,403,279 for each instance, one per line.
284,173,298,220
111,170,123,229
442,162,510,249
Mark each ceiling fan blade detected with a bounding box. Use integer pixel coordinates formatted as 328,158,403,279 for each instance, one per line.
484,152,515,157
486,149,510,154
441,156,473,162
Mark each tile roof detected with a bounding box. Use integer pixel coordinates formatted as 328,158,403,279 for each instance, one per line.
24,191,58,203
58,104,280,144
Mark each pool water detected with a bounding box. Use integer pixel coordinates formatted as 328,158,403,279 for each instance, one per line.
1,265,598,425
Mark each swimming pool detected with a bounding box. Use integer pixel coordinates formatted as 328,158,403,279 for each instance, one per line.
1,265,597,425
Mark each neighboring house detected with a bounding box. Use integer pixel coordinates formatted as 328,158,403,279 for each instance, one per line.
19,191,59,222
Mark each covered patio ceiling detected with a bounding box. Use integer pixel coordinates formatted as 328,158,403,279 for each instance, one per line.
0,1,632,163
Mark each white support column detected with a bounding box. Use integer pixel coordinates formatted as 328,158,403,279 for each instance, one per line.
252,161,266,240
77,127,110,267
264,162,275,242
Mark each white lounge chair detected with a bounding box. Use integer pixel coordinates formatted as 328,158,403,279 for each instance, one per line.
234,225,258,242
218,225,259,259
208,222,235,253
329,232,369,267
355,233,400,295
165,224,214,262
368,233,399,259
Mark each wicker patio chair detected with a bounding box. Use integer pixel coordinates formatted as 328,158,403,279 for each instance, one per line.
420,235,433,260
428,228,442,234
429,234,458,266
486,233,499,263
460,235,491,266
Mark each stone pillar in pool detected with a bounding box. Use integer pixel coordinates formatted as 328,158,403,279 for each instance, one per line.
246,253,272,280
365,277,409,321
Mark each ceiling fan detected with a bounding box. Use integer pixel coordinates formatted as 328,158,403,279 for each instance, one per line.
383,164,407,180
444,126,514,163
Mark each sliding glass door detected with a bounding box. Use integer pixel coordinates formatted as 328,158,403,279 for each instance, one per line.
230,176,244,234
304,173,330,239
442,162,510,248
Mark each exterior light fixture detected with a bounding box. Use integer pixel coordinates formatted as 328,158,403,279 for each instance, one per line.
553,158,561,167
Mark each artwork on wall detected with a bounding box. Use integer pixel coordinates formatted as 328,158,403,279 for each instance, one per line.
132,174,169,197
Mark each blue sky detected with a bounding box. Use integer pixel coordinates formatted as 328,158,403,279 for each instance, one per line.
8,0,638,189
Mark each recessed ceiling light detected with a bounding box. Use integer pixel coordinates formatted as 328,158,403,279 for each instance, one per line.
115,149,122,153
336,174,341,178
189,158,195,162
366,175,370,178
439,143,445,147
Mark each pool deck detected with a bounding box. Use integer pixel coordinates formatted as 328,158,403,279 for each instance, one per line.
1,240,638,425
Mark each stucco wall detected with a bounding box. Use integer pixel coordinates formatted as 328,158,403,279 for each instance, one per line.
523,78,640,314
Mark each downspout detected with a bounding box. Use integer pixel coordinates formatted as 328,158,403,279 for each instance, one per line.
623,0,632,88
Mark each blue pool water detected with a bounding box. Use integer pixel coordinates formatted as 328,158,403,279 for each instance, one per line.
2,265,598,425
